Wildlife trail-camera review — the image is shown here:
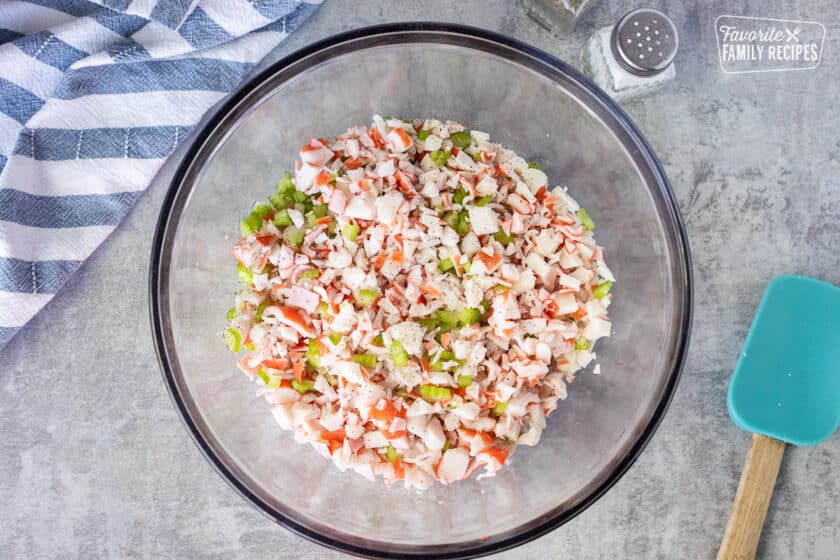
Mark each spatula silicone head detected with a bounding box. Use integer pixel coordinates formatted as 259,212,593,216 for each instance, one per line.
718,275,840,560
728,274,840,446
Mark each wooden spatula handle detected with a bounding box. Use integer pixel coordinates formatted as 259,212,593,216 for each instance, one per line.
717,433,786,560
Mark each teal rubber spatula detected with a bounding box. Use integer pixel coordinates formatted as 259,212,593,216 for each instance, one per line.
718,275,840,560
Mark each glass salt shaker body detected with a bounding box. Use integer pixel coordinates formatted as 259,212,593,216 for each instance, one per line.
580,8,679,103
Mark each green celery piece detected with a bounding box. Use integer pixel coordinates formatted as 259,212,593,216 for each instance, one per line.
493,231,514,245
449,131,471,149
284,225,304,247
357,288,379,307
493,402,508,415
578,208,595,231
224,328,241,353
236,263,253,285
291,379,316,393
417,129,430,141
419,384,451,401
273,208,292,227
255,301,268,322
593,281,612,299
458,307,482,326
342,223,360,241
390,340,410,367
306,338,321,368
457,375,473,387
352,353,377,368
240,213,263,237
430,150,451,167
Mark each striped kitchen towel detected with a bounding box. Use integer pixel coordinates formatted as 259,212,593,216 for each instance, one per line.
0,0,322,349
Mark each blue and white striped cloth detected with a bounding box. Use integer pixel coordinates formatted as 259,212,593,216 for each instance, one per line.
0,0,321,348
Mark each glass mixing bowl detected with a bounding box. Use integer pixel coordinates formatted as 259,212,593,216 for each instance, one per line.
150,23,692,559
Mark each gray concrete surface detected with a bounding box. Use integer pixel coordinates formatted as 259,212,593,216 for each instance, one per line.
2,1,839,558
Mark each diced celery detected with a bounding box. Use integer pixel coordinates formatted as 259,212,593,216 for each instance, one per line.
493,402,508,415
593,281,612,299
252,202,273,218
527,161,540,170
224,327,241,353
236,263,253,285
312,203,329,218
328,333,342,345
352,353,377,368
269,192,290,211
449,131,471,149
226,307,236,321
472,151,482,162
439,257,454,272
357,288,379,307
453,188,468,206
292,190,309,204
283,225,304,247
458,307,482,326
306,338,321,368
493,231,514,245
430,149,451,166
419,384,451,401
372,334,384,346
240,213,263,237
390,340,410,367
291,379,316,393
273,208,292,227
244,342,255,351
574,337,590,350
265,375,282,389
276,172,294,193
435,310,459,330
256,300,268,322
475,195,492,207
342,223,360,241
578,208,595,231
300,269,320,279
385,444,399,462
256,368,270,385
457,375,473,387
417,129,430,141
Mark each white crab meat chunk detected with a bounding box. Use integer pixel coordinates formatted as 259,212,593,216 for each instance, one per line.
386,321,425,356
467,206,499,235
436,448,470,483
295,163,322,190
375,193,403,225
286,286,320,313
583,317,612,340
534,228,562,257
345,195,376,220
300,144,333,165
333,360,366,385
555,292,580,315
387,129,412,152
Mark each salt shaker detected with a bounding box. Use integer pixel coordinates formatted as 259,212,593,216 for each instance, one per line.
580,8,679,103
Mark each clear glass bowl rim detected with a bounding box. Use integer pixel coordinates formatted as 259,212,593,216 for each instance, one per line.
149,22,693,560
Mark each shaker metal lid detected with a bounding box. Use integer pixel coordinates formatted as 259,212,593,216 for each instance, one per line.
611,8,678,76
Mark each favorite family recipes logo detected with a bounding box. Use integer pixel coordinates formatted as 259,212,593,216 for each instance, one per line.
715,15,825,73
